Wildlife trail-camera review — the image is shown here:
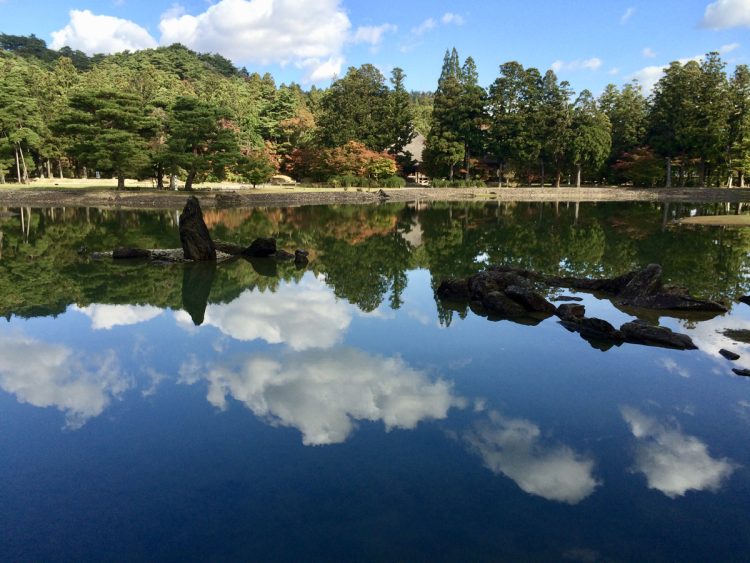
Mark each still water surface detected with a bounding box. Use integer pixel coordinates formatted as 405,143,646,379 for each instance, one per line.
1,201,750,561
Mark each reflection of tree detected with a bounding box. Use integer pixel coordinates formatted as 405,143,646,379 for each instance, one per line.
3,201,750,321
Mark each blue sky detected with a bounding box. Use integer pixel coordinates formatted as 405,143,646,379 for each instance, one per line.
1,0,748,93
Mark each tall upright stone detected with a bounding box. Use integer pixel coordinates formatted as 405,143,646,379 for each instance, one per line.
179,196,216,261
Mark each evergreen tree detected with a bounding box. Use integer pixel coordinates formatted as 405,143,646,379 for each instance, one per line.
388,67,415,155
165,96,241,190
570,90,612,186
53,90,152,189
728,65,750,186
598,82,647,172
459,57,487,179
540,70,573,187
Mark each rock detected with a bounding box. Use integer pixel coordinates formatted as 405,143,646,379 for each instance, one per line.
77,245,88,256
551,295,583,302
482,291,528,317
113,247,151,259
618,264,663,299
719,349,740,361
274,249,295,260
467,270,531,300
556,303,586,321
620,320,697,350
214,240,245,256
243,237,276,258
294,249,309,266
179,196,216,261
732,368,750,377
621,293,727,313
376,189,390,199
564,317,624,341
504,285,555,313
739,296,750,306
181,261,216,326
437,278,471,301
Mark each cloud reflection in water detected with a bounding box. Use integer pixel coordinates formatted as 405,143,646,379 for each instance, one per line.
621,406,736,498
464,411,601,504
0,334,129,428
181,348,466,445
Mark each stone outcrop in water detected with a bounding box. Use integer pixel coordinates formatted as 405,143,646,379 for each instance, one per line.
179,196,216,261
243,237,277,257
437,264,703,351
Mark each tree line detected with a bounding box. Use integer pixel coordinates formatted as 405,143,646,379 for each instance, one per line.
425,48,750,188
1,33,748,188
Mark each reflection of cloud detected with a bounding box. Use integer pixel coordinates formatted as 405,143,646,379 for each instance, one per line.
175,277,352,350
683,315,750,371
0,335,128,429
621,407,737,498
464,411,600,504
658,357,690,378
185,348,465,445
74,303,163,330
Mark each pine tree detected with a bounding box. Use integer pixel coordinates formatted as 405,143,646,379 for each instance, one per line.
570,90,611,187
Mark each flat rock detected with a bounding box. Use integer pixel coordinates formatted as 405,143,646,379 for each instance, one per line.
482,291,527,317
243,237,276,258
504,285,555,313
556,303,586,321
620,320,697,350
551,295,584,302
113,247,151,259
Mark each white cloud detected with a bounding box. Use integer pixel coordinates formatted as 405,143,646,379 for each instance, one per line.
73,303,163,330
0,335,129,429
441,12,465,26
630,55,705,92
621,7,636,24
720,42,741,53
175,275,353,351
464,411,601,504
622,407,737,498
701,0,750,29
50,9,158,55
642,47,656,58
186,348,465,445
352,23,397,46
411,18,436,36
158,0,351,82
608,67,621,76
551,57,602,73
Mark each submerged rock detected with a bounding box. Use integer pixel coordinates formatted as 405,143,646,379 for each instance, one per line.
551,295,584,302
294,249,309,266
113,247,151,259
437,278,471,301
556,303,586,322
561,316,624,342
732,368,750,377
620,320,697,350
213,240,245,256
179,196,216,261
504,285,556,313
243,237,276,258
481,291,528,317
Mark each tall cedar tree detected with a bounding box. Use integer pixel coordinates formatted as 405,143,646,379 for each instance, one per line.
570,90,612,186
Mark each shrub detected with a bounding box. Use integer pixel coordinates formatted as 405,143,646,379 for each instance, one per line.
381,176,406,188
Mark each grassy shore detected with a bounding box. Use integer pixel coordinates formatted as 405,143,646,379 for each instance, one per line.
3,179,750,210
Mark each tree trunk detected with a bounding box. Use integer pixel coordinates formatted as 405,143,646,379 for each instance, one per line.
117,174,125,190
15,146,22,184
185,170,196,191
156,164,164,190
575,164,582,188
18,145,29,183
665,157,672,188
465,146,470,180
679,164,685,187
540,161,545,187
700,160,707,187
555,167,561,188
169,174,176,190
741,172,746,188
58,160,64,180
728,171,733,188
82,166,88,180
0,170,5,184
46,159,52,180
498,163,503,188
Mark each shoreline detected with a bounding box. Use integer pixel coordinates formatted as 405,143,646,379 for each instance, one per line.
2,186,750,210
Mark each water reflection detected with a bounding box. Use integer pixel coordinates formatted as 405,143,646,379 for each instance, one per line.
73,303,164,330
175,275,354,350
621,406,737,498
180,348,466,446
0,333,129,428
464,411,601,504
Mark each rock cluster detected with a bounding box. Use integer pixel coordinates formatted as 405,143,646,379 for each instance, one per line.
437,264,702,351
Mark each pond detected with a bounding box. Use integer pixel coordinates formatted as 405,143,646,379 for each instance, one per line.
1,200,750,561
